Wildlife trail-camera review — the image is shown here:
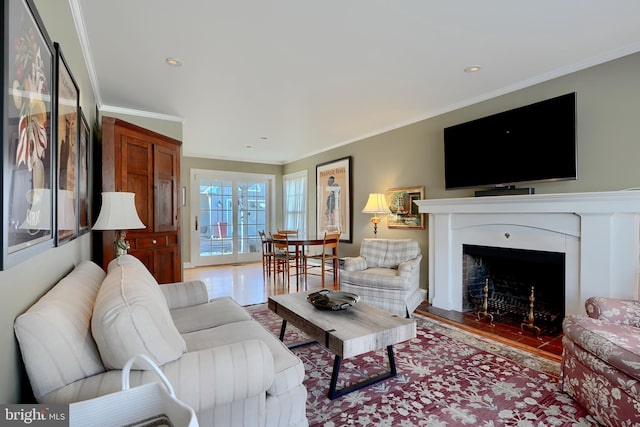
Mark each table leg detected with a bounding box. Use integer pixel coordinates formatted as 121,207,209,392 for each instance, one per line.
328,345,397,400
279,320,287,341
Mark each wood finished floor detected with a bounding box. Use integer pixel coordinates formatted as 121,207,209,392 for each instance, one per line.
184,262,562,361
184,262,336,307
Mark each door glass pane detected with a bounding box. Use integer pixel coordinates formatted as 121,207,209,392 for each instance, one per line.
199,179,233,256
237,181,267,254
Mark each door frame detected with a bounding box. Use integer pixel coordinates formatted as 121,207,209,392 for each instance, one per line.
189,168,276,267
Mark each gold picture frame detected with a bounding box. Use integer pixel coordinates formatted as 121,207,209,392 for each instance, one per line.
386,186,425,229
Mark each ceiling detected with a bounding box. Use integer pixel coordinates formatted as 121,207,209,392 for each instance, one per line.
73,0,640,165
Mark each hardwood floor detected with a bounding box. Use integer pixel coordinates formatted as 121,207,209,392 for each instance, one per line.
184,262,334,307
184,262,562,360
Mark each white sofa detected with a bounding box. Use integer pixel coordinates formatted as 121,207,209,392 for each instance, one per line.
340,238,423,317
14,255,308,427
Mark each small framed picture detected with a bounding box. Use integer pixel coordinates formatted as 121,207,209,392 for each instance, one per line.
386,186,425,229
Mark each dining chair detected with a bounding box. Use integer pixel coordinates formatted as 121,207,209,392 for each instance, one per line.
271,232,296,289
277,229,299,237
304,232,340,288
258,230,274,279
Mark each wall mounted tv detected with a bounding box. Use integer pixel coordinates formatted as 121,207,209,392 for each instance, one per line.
443,92,577,195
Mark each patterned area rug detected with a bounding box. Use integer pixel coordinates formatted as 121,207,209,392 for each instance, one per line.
247,305,599,426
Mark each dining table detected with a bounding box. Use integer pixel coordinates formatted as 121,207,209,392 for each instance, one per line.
270,235,340,289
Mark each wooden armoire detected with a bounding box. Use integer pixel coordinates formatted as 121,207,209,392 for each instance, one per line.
100,116,182,283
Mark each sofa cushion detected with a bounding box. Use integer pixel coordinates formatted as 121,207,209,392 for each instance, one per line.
170,296,253,334
14,261,107,401
361,239,389,268
360,238,420,269
92,255,186,369
182,319,305,396
340,268,410,290
382,239,420,268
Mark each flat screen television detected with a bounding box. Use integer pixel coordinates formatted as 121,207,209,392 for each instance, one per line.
443,92,577,193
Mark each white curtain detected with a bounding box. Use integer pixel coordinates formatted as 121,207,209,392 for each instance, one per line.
283,171,307,238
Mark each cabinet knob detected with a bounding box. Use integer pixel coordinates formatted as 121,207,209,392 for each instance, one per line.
152,239,157,244
504,233,510,239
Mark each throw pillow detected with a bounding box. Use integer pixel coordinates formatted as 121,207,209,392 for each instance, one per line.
92,255,186,369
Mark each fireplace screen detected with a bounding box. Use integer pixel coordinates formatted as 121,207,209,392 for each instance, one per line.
463,245,565,335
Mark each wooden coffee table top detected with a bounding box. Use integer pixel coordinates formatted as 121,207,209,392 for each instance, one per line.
268,292,416,359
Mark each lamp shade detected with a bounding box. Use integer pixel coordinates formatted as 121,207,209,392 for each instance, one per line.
93,192,145,230
362,193,390,214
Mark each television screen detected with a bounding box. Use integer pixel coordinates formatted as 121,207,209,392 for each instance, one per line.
444,92,577,190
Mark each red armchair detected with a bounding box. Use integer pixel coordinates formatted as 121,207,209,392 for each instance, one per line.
561,297,640,426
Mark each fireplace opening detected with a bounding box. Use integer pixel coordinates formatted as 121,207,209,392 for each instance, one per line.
463,244,565,336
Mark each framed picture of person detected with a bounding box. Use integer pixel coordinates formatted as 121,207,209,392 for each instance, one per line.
316,156,352,243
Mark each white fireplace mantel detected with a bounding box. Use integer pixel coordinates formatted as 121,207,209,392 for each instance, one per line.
415,191,640,316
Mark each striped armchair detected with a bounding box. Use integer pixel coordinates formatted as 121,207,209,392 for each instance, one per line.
340,238,423,317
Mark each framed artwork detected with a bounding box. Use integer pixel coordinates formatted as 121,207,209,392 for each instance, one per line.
54,42,79,245
2,0,55,269
316,156,352,242
385,186,425,229
77,108,90,235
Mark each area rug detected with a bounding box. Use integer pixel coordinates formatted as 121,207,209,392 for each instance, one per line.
247,304,599,426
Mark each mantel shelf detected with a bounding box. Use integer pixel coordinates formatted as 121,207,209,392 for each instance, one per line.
415,190,640,215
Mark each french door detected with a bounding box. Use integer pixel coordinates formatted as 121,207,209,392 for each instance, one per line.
191,170,274,266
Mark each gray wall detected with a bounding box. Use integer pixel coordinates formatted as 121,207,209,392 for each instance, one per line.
284,51,640,290
0,0,96,403
3,0,640,405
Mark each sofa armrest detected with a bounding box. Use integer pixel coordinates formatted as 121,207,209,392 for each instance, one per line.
160,280,209,309
398,254,422,278
585,296,640,327
343,256,367,272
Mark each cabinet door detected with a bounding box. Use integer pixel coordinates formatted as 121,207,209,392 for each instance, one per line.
121,136,153,231
154,144,178,232
154,246,179,284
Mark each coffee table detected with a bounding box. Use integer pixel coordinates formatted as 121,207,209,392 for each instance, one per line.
268,292,416,399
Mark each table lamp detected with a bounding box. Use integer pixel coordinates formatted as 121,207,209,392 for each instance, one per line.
362,193,390,237
93,192,145,256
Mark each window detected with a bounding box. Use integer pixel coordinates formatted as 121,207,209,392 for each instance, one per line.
283,170,307,237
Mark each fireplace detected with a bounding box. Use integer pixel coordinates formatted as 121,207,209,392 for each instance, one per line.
463,244,565,335
414,191,640,317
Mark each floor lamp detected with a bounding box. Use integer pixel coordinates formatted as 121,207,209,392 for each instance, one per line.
362,193,390,237
93,192,145,256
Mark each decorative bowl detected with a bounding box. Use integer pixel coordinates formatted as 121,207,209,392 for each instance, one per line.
306,290,360,310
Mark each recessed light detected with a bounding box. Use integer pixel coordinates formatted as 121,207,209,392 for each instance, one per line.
464,65,481,73
245,145,252,149
166,57,183,67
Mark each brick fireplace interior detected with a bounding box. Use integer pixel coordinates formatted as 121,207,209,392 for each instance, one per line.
462,244,565,336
